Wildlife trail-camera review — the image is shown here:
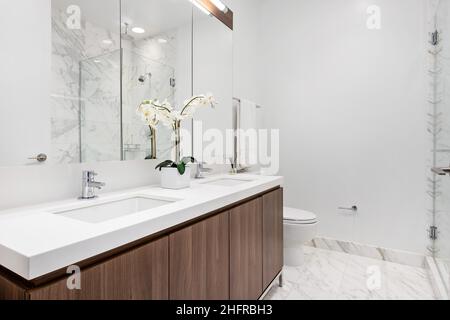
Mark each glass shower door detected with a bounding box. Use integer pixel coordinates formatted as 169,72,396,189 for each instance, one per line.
79,50,122,163
430,0,450,296
121,50,176,161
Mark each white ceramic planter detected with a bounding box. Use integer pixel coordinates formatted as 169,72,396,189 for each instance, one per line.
160,167,191,190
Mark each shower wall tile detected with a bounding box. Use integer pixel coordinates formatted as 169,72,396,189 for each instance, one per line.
51,7,120,164
52,6,180,164
50,97,80,121
122,34,178,161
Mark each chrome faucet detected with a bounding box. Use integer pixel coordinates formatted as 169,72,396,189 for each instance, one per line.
80,171,105,199
195,162,212,179
229,157,249,174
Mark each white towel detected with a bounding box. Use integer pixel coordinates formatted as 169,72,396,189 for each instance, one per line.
237,99,258,167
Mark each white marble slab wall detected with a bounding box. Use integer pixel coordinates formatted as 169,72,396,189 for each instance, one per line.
122,33,177,161
51,7,120,164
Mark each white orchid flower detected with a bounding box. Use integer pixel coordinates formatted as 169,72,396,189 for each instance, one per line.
137,93,217,127
137,100,159,129
137,99,177,128
179,93,218,120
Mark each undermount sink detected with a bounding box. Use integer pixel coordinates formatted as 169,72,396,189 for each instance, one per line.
202,177,255,187
51,196,179,224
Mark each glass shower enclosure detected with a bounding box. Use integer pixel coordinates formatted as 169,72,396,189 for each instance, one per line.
78,48,175,163
429,0,450,298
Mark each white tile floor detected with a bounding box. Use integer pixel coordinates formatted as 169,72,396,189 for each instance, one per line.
265,247,436,300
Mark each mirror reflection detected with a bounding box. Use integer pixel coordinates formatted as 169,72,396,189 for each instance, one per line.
193,7,233,164
121,0,193,161
52,0,121,164
0,0,232,167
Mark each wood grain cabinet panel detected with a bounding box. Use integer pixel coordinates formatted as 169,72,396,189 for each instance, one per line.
169,212,229,300
27,236,169,300
230,198,263,300
0,275,26,300
262,188,284,290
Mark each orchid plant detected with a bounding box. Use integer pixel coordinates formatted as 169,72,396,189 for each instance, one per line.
137,94,217,127
137,94,217,162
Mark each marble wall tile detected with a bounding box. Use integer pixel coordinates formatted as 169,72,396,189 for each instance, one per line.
308,237,427,268
122,38,177,161
51,6,180,164
51,7,121,164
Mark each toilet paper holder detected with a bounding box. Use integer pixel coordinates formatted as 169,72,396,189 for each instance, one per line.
338,206,358,212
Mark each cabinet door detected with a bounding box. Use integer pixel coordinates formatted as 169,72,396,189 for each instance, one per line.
28,236,169,300
169,212,229,300
230,198,263,300
262,188,284,289
0,275,26,300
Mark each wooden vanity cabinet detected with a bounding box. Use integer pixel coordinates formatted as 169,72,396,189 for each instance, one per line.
230,197,263,300
27,236,169,300
0,187,283,300
262,188,284,289
169,211,229,300
228,188,283,300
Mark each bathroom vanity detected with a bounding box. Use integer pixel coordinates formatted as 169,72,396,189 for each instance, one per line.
0,175,283,300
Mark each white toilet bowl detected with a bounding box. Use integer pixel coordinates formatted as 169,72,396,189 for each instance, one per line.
283,207,318,266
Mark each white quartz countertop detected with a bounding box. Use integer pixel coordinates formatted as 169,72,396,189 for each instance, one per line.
0,174,283,280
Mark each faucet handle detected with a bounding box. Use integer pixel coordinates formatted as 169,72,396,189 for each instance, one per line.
83,170,98,181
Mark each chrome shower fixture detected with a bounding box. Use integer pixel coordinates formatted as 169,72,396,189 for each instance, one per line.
121,22,135,41
138,72,152,84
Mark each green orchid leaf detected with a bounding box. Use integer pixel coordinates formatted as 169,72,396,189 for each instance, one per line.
177,163,186,175
155,160,174,171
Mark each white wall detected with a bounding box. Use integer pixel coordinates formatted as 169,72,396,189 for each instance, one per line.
226,0,430,254
0,0,51,166
0,160,162,211
261,0,429,254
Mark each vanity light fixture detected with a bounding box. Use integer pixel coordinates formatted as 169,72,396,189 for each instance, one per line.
189,0,212,16
210,0,228,13
158,38,168,44
132,27,145,34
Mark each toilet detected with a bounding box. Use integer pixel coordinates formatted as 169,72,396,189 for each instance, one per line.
283,207,318,266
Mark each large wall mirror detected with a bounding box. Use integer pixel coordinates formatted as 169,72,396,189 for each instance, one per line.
0,0,232,167
193,5,233,164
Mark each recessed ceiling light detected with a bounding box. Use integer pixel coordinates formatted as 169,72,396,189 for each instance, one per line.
189,0,211,16
210,0,228,13
102,39,113,45
158,38,168,44
132,27,145,34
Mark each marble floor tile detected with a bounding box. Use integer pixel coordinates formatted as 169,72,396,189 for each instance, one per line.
338,254,389,300
295,249,348,296
265,247,436,301
384,262,435,300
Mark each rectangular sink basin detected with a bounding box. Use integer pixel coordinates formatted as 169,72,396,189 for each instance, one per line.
202,178,255,187
52,196,178,224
